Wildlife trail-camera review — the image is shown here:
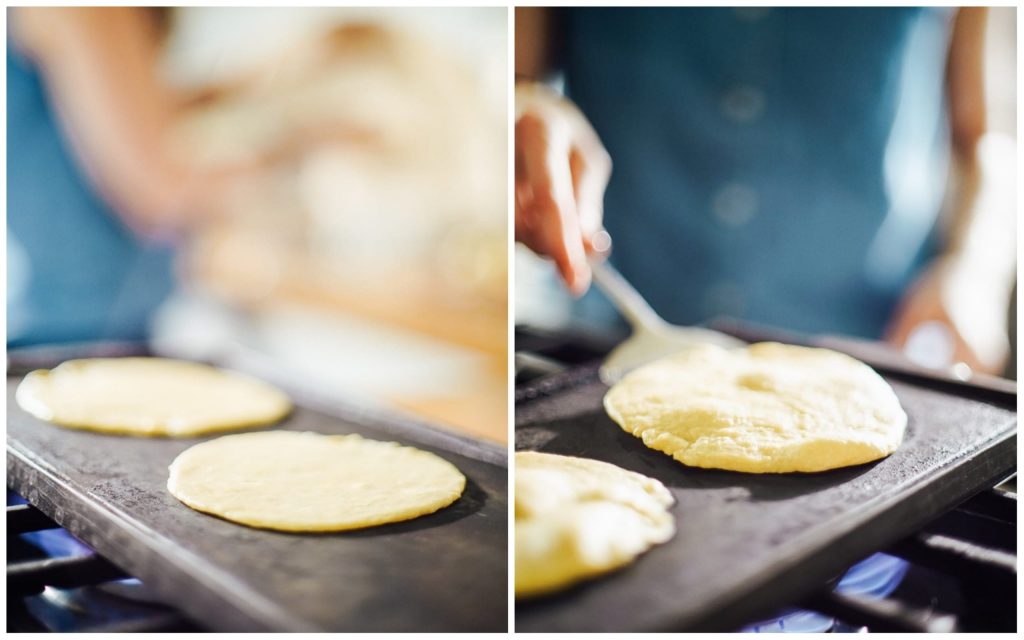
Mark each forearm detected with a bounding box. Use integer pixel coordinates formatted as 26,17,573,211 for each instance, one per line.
15,8,216,235
515,7,558,82
940,5,1015,288
941,133,1017,286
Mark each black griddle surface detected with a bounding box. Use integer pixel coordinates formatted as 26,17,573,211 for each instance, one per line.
515,360,1015,632
7,369,507,632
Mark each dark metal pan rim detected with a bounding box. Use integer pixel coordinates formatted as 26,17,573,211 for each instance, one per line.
7,441,316,632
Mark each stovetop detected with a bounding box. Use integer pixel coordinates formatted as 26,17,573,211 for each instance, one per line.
513,323,1017,633
6,342,507,633
5,327,1017,632
10,484,1016,633
8,499,198,632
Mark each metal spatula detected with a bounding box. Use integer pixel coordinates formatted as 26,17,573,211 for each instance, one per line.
590,258,745,384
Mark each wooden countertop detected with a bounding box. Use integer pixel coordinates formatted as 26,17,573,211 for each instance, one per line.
189,233,508,444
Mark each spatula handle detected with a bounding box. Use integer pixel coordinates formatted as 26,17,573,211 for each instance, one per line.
589,258,665,331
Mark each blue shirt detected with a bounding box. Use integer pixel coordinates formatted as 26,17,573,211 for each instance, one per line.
7,43,176,347
562,7,953,338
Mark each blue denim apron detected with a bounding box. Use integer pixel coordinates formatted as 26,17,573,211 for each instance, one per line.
7,43,176,346
562,7,953,338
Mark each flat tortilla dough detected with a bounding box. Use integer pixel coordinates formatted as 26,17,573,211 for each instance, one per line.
515,451,674,598
16,358,291,437
168,431,466,532
604,342,907,473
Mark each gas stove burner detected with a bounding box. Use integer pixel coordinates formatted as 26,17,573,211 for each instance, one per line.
742,553,908,632
24,582,187,632
9,492,94,558
21,528,94,559
7,494,197,632
95,579,167,605
19,527,169,606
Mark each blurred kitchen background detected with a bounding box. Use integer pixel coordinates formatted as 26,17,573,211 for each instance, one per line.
515,6,1017,381
7,7,507,442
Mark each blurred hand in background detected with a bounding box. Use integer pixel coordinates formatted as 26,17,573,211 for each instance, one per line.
12,7,256,235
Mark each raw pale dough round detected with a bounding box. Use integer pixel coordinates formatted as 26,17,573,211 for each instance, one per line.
168,430,466,532
16,358,292,437
604,342,907,473
515,451,674,598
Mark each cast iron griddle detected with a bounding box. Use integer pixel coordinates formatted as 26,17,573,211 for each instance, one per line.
515,343,1016,632
7,357,507,632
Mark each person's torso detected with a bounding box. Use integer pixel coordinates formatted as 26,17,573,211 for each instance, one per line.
563,7,954,338
7,41,176,347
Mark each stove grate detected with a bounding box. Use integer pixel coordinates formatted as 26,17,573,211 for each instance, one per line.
6,502,199,632
9,554,130,598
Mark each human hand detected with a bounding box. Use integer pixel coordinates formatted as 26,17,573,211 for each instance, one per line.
515,81,612,296
885,255,1010,375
